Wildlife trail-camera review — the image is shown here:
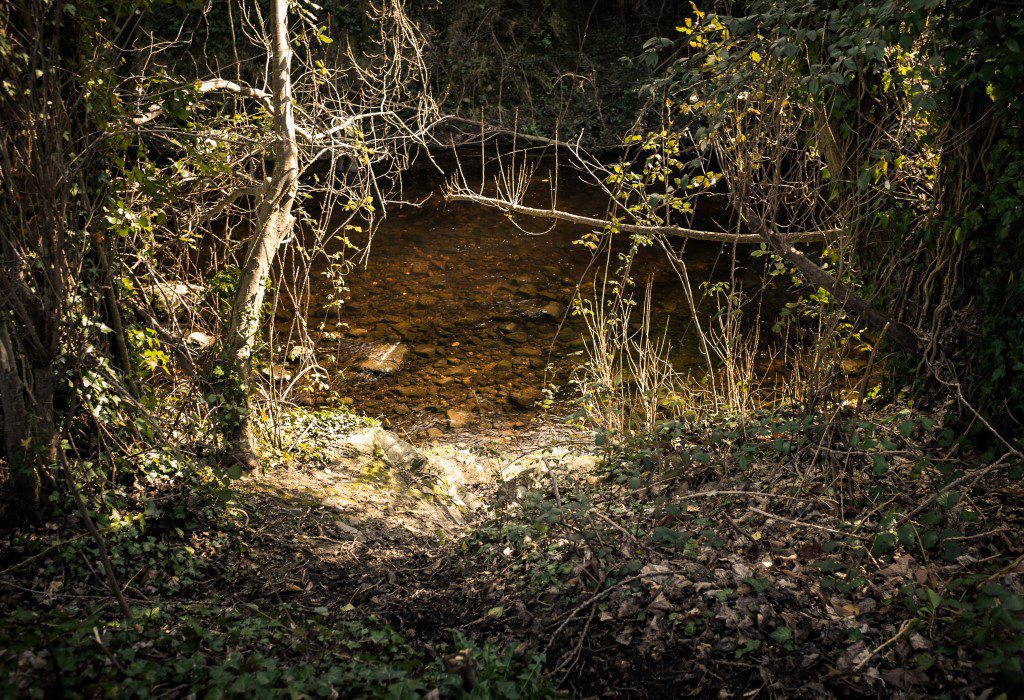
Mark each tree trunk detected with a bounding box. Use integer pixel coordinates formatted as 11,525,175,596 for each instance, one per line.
0,0,78,513
217,0,299,468
0,321,40,511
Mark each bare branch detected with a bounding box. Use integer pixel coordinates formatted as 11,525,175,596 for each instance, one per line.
133,78,274,125
202,183,269,222
441,114,564,147
741,206,922,354
446,190,833,243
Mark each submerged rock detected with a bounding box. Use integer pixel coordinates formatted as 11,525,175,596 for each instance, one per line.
358,343,409,375
296,386,329,406
396,384,429,398
509,387,544,409
446,408,474,428
390,322,414,338
531,301,566,321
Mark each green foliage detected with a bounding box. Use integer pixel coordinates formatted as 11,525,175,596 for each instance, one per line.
632,0,1024,430
0,603,551,698
962,134,1024,428
901,578,1024,687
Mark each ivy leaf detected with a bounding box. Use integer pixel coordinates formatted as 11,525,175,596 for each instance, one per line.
897,524,916,547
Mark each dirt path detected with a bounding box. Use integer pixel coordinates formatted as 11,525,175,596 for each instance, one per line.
235,419,596,610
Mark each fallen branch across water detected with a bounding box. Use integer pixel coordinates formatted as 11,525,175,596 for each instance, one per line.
445,191,833,244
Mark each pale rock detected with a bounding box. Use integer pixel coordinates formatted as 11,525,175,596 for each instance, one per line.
446,409,473,428
358,343,409,375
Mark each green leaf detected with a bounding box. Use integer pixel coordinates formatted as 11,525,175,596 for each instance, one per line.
897,524,916,547
871,532,896,557
735,638,761,658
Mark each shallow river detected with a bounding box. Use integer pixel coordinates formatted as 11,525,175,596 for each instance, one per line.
281,156,746,439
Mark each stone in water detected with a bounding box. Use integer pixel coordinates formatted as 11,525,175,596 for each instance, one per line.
446,409,473,428
358,343,409,375
532,301,566,321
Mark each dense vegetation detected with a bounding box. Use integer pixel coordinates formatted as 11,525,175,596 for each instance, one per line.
2,0,1023,696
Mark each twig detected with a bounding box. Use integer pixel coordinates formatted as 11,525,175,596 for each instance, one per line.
554,601,597,678
853,618,916,671
984,552,1024,582
93,627,129,675
543,570,671,653
0,535,87,576
722,511,760,547
57,451,133,621
749,506,865,540
895,452,1013,528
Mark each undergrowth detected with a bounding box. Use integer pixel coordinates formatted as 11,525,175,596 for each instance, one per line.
463,402,1024,694
0,438,553,699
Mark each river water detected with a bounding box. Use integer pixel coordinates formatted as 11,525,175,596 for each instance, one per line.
281,155,746,439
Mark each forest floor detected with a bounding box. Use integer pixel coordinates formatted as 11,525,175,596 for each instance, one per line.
2,403,1023,697
222,409,1024,697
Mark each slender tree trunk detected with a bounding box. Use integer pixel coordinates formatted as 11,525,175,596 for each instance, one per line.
218,0,299,467
0,321,40,511
0,0,77,513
